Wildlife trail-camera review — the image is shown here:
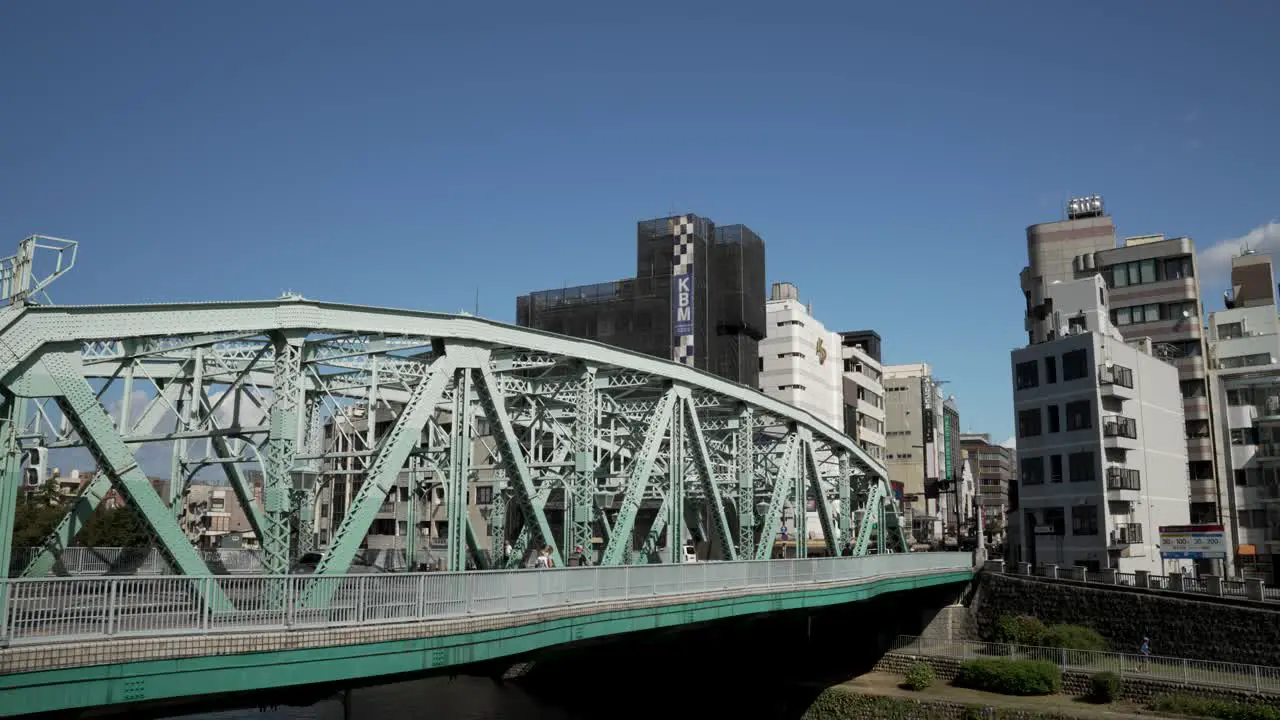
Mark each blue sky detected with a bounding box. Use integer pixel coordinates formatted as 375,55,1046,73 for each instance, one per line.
2,2,1278,448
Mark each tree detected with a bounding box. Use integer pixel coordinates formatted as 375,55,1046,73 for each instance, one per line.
984,515,1005,543
12,479,68,548
78,505,151,548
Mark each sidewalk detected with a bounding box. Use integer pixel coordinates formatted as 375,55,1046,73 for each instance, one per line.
835,672,1162,719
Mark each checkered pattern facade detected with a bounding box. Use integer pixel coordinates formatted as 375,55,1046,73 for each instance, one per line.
672,215,696,365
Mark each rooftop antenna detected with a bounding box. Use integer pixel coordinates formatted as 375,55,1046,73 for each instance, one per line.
474,286,480,317
0,235,78,306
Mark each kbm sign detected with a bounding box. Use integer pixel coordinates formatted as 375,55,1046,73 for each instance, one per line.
673,272,694,336
1158,524,1228,559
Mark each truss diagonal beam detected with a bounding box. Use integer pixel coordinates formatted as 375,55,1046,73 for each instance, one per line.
474,361,562,567
601,388,675,566
303,354,456,598
805,439,838,557
683,394,736,561
31,351,227,606
755,431,799,561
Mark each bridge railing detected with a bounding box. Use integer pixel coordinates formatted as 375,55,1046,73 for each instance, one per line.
987,559,1280,603
1,552,973,647
893,634,1280,694
7,547,421,577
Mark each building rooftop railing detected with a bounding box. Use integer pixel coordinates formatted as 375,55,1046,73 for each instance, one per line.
1,552,974,647
985,559,1280,604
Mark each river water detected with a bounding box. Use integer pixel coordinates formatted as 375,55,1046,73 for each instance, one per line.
174,676,581,720
167,673,820,720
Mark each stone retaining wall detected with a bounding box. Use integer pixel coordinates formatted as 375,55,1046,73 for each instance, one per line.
874,652,1280,706
974,572,1280,667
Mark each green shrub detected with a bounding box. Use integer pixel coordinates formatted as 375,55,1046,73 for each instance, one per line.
954,658,1061,696
903,661,936,690
1087,671,1121,703
1041,624,1108,652
993,614,1046,646
1149,694,1280,720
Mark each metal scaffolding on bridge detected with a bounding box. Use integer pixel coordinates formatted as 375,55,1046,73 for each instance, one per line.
0,234,909,611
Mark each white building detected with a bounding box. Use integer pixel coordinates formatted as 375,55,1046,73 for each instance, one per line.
1009,274,1191,574
839,331,887,463
1208,252,1280,582
759,282,842,430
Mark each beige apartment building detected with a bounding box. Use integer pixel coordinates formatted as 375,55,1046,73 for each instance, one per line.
1021,195,1218,527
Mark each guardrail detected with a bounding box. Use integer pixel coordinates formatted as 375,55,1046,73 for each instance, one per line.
0,552,973,647
892,634,1280,693
7,547,421,577
986,559,1280,602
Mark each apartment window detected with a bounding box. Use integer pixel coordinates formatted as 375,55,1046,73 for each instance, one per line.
1230,427,1258,445
778,384,807,391
1045,356,1057,384
776,320,804,327
1017,408,1042,438
1068,315,1087,333
1108,258,1159,288
1062,349,1089,381
1050,454,1063,483
1068,451,1096,483
1182,380,1207,399
1064,400,1092,431
1237,509,1268,529
1046,404,1060,433
475,486,494,505
778,352,805,359
1234,468,1252,487
1043,506,1065,535
1021,456,1045,485
1186,419,1211,439
1015,361,1039,390
1219,353,1273,369
1072,505,1100,536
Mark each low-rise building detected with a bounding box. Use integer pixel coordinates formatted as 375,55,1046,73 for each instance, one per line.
1010,274,1190,573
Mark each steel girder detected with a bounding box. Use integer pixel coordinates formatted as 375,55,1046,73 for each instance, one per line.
0,295,908,597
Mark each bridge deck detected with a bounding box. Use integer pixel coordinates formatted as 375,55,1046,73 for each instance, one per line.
2,553,973,676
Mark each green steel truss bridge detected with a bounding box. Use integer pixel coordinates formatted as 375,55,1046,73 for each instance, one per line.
0,236,964,717
0,235,908,599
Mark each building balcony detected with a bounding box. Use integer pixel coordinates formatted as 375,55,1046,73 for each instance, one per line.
1182,397,1212,419
1106,467,1141,497
1254,396,1280,424
1102,415,1138,449
1109,523,1143,548
1184,436,1213,456
1097,364,1135,399
1254,443,1280,462
1172,356,1207,378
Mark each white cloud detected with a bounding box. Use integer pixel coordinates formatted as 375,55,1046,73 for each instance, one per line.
1000,435,1016,450
1199,221,1280,300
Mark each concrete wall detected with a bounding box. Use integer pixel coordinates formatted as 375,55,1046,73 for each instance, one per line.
973,572,1280,666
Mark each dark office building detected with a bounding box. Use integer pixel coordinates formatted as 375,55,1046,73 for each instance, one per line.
516,214,766,386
